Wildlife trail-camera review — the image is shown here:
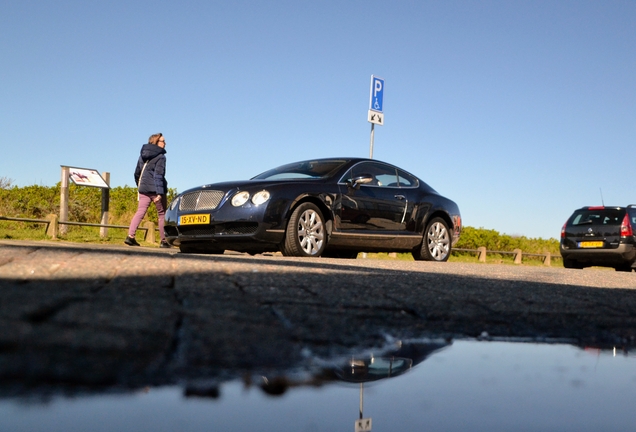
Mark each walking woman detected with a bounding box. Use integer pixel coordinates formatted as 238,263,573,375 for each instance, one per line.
125,133,170,248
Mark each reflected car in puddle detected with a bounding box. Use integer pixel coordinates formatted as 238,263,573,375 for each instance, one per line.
4,339,636,432
333,340,449,384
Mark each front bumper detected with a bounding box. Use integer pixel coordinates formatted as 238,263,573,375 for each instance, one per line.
164,191,287,252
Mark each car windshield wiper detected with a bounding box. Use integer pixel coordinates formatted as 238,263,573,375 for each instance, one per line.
576,220,594,225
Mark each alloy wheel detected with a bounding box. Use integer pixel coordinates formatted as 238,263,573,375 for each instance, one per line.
427,221,450,261
297,208,324,255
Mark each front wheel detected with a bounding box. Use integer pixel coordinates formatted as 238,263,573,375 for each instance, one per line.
413,217,451,261
281,203,327,257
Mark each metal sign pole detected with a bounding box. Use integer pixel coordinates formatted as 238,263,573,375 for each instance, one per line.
369,123,375,159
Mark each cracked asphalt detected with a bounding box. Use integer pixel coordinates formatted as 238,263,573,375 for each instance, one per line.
2,239,636,394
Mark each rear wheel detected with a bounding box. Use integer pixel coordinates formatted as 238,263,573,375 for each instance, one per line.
281,203,327,257
615,265,633,272
413,217,451,261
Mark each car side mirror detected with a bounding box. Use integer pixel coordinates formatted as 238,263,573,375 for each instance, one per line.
348,174,374,189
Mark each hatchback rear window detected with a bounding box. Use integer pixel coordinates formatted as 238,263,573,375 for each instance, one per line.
568,209,625,227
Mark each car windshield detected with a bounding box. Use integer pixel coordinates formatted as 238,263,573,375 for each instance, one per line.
568,208,625,226
252,160,349,180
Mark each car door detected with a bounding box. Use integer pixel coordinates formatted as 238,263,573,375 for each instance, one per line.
336,161,410,233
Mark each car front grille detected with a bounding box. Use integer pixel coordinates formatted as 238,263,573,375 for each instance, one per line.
179,190,225,211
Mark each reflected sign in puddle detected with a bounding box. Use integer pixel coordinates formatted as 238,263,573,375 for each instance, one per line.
2,339,636,431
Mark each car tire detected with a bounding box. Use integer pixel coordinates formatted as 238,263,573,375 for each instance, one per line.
281,202,327,257
413,217,451,262
614,265,633,272
563,258,584,269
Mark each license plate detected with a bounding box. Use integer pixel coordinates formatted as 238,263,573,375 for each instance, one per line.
578,241,604,248
179,214,210,225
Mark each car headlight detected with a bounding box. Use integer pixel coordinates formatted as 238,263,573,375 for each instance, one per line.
251,190,270,206
231,191,250,207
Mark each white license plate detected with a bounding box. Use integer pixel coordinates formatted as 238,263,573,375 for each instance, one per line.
179,214,210,225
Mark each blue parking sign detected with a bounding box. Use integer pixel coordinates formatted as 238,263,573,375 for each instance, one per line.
369,75,384,112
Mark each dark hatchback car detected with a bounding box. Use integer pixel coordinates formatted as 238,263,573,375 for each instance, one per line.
560,205,636,271
164,158,461,260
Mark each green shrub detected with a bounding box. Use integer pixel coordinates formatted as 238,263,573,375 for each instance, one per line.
455,226,559,255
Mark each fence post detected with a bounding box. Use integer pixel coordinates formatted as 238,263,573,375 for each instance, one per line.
100,172,110,238
60,166,69,235
143,221,156,244
478,247,487,262
544,252,551,266
46,214,59,239
513,248,522,264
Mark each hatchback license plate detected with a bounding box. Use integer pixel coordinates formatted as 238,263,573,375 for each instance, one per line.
578,241,604,248
179,214,210,225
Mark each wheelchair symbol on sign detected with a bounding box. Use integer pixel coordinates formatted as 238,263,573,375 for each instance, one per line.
373,99,381,110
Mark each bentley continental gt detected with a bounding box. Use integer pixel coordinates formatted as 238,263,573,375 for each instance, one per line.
164,158,461,260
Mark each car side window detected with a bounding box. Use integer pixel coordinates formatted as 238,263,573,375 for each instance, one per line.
350,162,398,187
396,169,418,188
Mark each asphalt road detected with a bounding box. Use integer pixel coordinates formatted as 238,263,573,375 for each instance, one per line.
1,239,636,395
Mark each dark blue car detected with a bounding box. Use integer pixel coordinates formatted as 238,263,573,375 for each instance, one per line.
165,158,461,260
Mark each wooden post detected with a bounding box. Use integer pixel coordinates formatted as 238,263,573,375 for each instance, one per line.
46,214,58,239
478,247,487,262
544,252,551,266
513,249,522,264
60,166,69,235
100,172,110,238
143,221,156,244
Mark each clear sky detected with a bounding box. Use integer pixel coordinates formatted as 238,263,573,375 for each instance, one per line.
1,1,634,240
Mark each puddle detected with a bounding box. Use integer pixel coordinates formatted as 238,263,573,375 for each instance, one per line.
2,339,635,431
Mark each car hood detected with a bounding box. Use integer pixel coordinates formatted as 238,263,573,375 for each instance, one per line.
179,179,323,195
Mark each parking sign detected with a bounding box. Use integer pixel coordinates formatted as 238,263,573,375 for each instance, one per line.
369,75,384,112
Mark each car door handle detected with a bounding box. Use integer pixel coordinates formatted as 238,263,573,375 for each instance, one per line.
394,195,408,224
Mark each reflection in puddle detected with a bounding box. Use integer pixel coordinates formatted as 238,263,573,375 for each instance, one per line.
2,340,636,431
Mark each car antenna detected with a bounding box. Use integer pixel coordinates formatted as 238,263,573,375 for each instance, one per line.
599,187,605,206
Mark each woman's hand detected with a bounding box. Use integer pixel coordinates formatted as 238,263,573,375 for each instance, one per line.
153,195,162,203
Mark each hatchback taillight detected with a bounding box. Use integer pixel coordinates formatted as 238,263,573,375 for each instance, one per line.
561,222,567,239
620,214,633,237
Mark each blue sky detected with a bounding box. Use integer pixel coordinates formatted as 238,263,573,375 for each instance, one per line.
1,1,634,240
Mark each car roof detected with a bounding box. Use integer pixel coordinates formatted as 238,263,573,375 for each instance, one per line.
575,206,636,211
